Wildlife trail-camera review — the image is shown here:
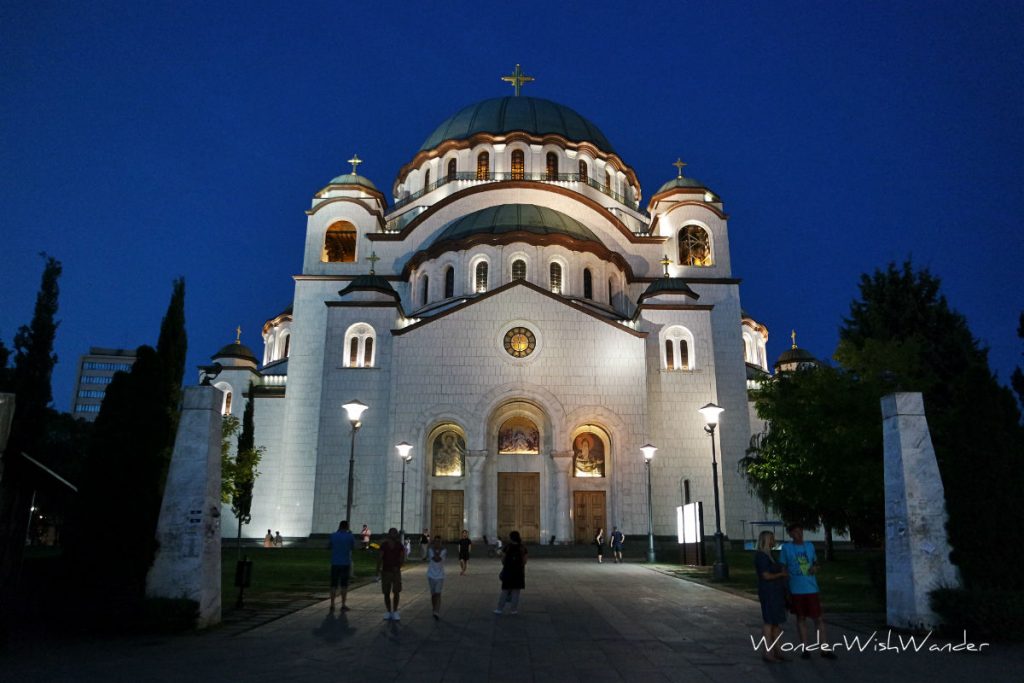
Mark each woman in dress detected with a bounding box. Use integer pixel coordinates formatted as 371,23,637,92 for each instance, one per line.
754,530,789,662
594,527,605,563
494,530,527,615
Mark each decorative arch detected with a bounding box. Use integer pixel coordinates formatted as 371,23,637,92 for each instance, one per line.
323,221,357,262
343,322,376,368
570,424,610,478
678,224,713,266
661,325,696,370
427,423,467,477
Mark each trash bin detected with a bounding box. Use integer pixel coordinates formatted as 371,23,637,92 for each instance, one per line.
234,559,252,588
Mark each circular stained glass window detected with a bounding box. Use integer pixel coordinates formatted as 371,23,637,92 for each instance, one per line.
503,326,536,358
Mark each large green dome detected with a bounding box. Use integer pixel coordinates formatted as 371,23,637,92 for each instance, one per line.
420,97,615,153
431,204,600,246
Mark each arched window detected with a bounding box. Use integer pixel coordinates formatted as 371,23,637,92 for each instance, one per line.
663,326,695,371
444,266,454,298
475,261,489,293
546,152,558,180
679,225,713,266
323,221,357,262
608,277,615,305
343,323,376,368
476,152,489,180
283,334,290,358
583,268,593,299
605,170,613,193
512,259,526,280
215,382,234,415
511,150,525,180
549,262,562,294
579,160,588,183
447,158,457,180
424,169,430,189
421,275,430,305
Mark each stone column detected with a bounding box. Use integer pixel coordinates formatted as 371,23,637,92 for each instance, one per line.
466,450,487,540
551,451,573,544
882,392,960,630
146,386,223,628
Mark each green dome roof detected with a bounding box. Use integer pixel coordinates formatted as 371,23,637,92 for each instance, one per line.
338,274,399,300
431,204,600,246
656,176,706,194
327,173,379,191
212,342,258,363
638,277,699,302
775,346,818,368
420,97,615,153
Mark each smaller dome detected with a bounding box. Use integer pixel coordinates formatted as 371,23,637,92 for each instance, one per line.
774,346,819,373
327,173,379,191
339,274,399,300
212,342,258,363
656,176,706,194
638,277,699,303
431,204,600,247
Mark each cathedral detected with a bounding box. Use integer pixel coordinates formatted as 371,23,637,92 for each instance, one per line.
208,69,773,544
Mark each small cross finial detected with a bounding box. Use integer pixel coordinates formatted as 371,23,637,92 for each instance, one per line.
366,251,380,275
347,154,363,175
791,329,797,349
501,64,534,96
672,158,687,178
235,326,242,344
659,255,672,277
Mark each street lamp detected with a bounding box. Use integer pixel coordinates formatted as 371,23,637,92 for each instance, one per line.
396,442,413,542
342,399,368,522
698,402,728,581
641,443,657,563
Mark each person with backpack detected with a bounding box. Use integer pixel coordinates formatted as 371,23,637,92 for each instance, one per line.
494,530,527,615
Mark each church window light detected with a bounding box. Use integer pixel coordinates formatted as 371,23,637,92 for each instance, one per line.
444,266,454,298
424,169,431,189
447,158,457,180
344,323,376,368
475,261,489,293
476,152,489,180
511,150,525,180
678,225,713,266
546,152,558,180
421,275,430,305
512,259,526,280
550,262,562,294
579,160,588,183
663,326,695,371
323,221,357,262
583,269,593,300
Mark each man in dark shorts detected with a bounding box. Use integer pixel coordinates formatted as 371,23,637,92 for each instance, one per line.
376,527,405,621
328,520,356,612
610,526,625,563
457,529,472,575
779,523,836,660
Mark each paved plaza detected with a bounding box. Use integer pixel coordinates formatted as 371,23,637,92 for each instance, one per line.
3,558,1021,682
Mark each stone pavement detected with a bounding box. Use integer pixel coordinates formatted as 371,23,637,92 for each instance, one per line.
3,558,1021,682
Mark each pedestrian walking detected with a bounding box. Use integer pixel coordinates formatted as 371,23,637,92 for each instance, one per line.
754,530,789,662
610,526,625,563
419,529,431,561
780,523,837,660
376,527,406,621
328,520,356,612
361,524,371,550
494,530,527,615
263,529,273,548
458,529,472,575
427,535,447,620
594,527,605,563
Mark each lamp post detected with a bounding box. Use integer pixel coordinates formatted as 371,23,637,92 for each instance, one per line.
641,443,657,563
396,442,413,542
342,399,368,522
698,402,728,581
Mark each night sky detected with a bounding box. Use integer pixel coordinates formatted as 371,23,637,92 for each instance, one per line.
2,1,1021,412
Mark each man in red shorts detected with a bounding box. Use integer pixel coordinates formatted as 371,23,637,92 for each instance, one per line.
375,527,405,621
779,523,837,660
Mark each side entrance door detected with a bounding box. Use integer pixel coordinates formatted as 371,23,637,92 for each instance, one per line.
497,473,540,543
573,491,606,545
430,489,464,544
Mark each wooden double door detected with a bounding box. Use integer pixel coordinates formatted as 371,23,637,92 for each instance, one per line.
430,490,464,544
574,491,606,545
497,473,540,543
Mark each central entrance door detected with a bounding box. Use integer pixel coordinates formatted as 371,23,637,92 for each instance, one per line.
497,473,540,543
573,491,606,544
430,490,464,544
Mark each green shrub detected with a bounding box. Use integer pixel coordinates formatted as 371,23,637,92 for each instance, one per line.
930,587,1024,641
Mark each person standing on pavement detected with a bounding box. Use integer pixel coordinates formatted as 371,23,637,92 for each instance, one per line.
419,528,431,561
457,529,472,575
328,520,356,612
754,530,789,662
361,524,371,550
494,530,527,615
376,527,406,621
427,535,447,620
610,527,625,563
779,523,836,660
594,527,605,563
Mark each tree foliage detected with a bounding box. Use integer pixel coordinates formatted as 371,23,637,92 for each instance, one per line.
1013,312,1024,410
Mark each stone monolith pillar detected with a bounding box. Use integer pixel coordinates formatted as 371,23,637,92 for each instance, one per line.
146,385,223,628
882,392,959,630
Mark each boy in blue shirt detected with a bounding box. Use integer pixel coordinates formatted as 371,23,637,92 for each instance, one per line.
779,523,837,660
329,520,357,612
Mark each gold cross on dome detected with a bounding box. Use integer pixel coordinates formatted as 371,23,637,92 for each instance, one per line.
366,251,380,275
235,326,242,344
791,329,797,349
347,154,363,175
660,255,672,277
501,64,534,96
672,158,687,178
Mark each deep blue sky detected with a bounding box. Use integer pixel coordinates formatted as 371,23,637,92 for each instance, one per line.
2,1,1021,412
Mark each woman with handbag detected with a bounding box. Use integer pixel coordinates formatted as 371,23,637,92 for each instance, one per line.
593,527,605,563
494,530,527,615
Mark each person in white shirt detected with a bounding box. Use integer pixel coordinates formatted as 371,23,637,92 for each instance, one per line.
426,535,447,620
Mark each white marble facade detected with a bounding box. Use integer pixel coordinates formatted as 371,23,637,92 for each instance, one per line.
209,93,769,542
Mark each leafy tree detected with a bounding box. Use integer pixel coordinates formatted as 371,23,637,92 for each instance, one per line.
221,385,263,558
835,261,1024,590
1013,312,1024,410
742,365,883,557
0,338,11,390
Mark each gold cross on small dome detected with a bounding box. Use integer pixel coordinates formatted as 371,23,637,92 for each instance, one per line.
673,158,687,178
366,251,380,274
347,154,363,175
235,325,242,344
791,329,797,349
660,255,672,277
501,64,534,97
